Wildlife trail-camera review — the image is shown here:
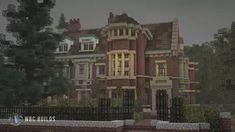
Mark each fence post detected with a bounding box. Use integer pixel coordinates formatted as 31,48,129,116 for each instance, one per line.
220,112,232,132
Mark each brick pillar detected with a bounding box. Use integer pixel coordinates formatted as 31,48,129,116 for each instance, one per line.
199,123,210,132
220,112,232,132
143,107,151,119
143,107,157,119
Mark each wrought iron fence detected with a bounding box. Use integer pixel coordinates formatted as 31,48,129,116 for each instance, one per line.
170,97,184,122
0,99,133,121
156,90,185,122
156,90,168,121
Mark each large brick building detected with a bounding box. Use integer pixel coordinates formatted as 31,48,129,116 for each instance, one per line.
55,13,199,110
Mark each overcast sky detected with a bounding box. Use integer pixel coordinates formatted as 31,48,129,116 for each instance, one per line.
1,0,235,45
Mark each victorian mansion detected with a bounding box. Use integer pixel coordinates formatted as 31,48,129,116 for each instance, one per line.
55,13,199,110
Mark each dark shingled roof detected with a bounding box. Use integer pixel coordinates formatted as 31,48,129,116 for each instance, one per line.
112,13,139,25
65,18,175,55
80,28,101,38
142,22,173,51
68,28,106,55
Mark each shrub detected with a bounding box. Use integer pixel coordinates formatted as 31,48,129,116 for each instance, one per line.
134,111,143,121
184,105,220,131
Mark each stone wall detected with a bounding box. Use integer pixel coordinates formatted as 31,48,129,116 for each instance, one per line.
0,119,211,132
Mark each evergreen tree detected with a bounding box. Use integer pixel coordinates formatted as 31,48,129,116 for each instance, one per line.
0,53,26,106
2,0,69,105
56,13,68,29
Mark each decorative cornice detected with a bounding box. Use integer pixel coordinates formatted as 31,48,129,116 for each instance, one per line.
55,54,105,60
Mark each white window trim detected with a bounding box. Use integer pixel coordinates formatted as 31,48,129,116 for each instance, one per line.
78,64,85,75
96,65,105,76
155,60,167,77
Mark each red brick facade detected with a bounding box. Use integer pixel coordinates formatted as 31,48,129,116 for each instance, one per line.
55,12,198,107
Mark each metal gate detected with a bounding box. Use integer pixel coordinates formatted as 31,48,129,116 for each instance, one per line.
156,90,168,121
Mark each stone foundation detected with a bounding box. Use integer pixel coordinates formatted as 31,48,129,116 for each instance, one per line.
220,112,232,132
0,119,212,132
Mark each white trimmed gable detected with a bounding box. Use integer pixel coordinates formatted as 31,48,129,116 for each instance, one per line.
56,38,74,53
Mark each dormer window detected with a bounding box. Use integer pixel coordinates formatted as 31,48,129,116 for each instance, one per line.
56,38,74,53
82,42,94,51
79,34,99,52
58,43,68,52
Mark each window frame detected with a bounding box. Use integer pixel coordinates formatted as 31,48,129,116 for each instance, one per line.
97,65,105,75
156,61,167,77
78,64,85,75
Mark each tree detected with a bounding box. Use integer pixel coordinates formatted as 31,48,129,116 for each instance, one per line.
184,43,217,103
212,23,235,103
0,54,26,106
184,21,235,104
2,0,69,105
56,13,68,29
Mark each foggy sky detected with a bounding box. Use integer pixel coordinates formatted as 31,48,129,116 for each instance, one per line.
1,0,235,45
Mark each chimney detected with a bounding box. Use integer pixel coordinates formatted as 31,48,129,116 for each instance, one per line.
67,18,81,32
108,12,114,24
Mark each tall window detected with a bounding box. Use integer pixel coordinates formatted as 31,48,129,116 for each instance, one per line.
110,53,131,77
126,28,129,36
79,64,85,74
119,29,123,36
156,62,167,76
111,54,115,76
124,61,129,67
131,29,135,37
97,65,105,75
114,29,117,36
117,54,122,75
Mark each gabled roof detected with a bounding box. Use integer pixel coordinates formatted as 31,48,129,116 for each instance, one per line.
80,28,101,38
67,28,106,55
65,20,175,55
142,22,173,51
79,34,99,39
111,13,139,25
